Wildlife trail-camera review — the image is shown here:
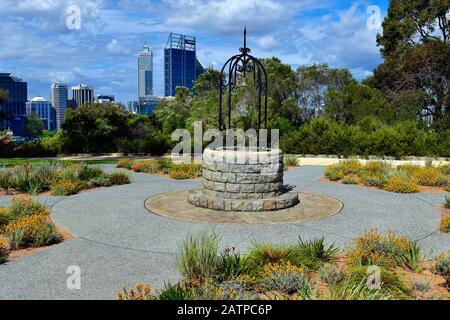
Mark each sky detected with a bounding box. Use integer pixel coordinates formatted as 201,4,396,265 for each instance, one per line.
0,0,388,103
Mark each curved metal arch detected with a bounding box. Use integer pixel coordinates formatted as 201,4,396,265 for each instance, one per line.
218,28,268,131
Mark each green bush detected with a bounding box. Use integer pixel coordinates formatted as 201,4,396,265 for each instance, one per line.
9,197,50,218
109,172,131,185
176,229,220,280
89,174,112,187
157,283,194,300
0,208,14,230
400,242,422,272
294,237,339,269
280,118,449,158
259,262,311,294
347,229,413,269
345,267,411,299
3,215,61,249
0,237,9,264
443,196,450,209
50,179,81,196
246,243,296,272
284,155,299,167
215,248,250,281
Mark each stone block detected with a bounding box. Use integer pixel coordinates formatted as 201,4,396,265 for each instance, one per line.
263,200,277,211
226,183,240,193
214,182,226,192
221,172,236,183
240,184,255,193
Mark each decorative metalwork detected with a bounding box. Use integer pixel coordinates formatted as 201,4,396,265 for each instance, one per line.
219,27,268,130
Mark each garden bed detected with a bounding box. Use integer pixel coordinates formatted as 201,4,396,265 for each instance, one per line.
323,160,450,194
117,229,449,300
0,198,73,264
117,158,202,180
0,161,131,196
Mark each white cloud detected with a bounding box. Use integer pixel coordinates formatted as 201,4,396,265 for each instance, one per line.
258,35,276,49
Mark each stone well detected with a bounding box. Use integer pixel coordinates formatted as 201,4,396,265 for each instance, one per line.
188,147,299,212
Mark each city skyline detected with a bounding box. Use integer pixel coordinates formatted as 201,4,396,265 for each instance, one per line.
0,0,388,103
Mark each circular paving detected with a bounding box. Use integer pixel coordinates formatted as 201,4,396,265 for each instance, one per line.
145,190,343,224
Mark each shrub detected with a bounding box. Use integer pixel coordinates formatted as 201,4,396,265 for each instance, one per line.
0,171,11,194
117,284,153,300
295,237,339,269
130,160,160,173
346,266,411,299
413,280,431,292
9,197,49,218
443,196,450,209
89,174,112,187
77,165,103,181
382,176,419,193
400,242,422,272
3,215,62,249
329,273,392,300
259,261,311,294
50,179,80,196
342,178,357,185
347,229,412,269
328,170,344,181
319,263,345,286
169,170,192,180
246,243,296,272
157,283,194,300
0,208,14,230
108,172,131,185
117,158,133,169
216,247,250,281
0,236,9,264
439,215,450,233
411,167,442,186
284,155,299,167
362,175,384,187
176,230,220,281
434,252,450,288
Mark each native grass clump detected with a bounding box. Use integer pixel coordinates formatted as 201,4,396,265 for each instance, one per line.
0,198,63,263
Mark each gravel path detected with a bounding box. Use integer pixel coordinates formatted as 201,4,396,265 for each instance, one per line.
0,165,448,299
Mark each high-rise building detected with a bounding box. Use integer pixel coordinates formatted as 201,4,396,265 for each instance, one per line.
26,96,56,131
71,84,94,107
0,73,27,135
51,82,68,130
96,95,115,104
138,43,153,103
164,33,204,97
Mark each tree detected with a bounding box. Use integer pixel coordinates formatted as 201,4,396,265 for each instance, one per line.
61,103,132,152
296,64,354,120
373,1,450,129
324,83,393,125
377,0,449,57
23,113,44,140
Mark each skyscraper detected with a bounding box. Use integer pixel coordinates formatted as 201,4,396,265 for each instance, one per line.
71,84,94,107
0,73,27,135
26,96,56,131
138,43,153,103
51,82,68,130
164,33,204,97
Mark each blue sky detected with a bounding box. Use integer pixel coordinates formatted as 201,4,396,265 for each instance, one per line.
0,0,388,103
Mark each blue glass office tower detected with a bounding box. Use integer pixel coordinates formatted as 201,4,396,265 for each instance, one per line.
26,96,57,131
164,33,204,96
0,73,27,136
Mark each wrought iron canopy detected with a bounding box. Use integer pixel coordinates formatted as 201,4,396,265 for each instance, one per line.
219,28,268,130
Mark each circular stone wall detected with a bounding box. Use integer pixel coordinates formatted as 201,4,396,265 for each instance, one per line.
147,191,342,224
188,147,299,212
